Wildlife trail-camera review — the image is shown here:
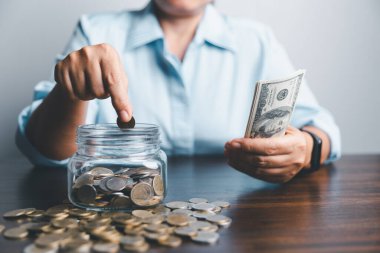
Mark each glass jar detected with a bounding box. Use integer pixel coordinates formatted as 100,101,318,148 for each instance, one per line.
67,123,167,211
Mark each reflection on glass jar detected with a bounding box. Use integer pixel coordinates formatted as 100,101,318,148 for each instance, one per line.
67,123,167,211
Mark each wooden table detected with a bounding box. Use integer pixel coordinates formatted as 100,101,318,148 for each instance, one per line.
1,155,380,252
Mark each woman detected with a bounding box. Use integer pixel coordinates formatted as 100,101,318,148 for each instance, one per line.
17,0,341,183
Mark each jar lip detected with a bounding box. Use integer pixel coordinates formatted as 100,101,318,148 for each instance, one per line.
78,123,159,134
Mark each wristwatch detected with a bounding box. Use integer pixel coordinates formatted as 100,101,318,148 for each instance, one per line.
301,128,322,172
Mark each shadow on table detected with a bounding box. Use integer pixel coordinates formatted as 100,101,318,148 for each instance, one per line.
18,166,67,209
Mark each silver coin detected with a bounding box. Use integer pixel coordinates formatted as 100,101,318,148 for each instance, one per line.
105,176,128,192
210,201,230,208
172,209,193,216
165,201,189,209
191,203,216,211
89,167,114,177
189,198,208,204
191,231,219,244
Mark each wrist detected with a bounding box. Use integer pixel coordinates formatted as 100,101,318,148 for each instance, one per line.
54,83,87,105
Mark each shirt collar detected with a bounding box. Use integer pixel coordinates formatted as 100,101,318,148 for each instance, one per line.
126,2,236,52
194,4,236,52
126,2,164,50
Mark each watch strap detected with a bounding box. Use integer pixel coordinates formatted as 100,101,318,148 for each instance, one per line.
301,128,322,172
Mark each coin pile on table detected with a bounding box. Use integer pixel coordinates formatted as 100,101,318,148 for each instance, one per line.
1,198,231,253
71,166,165,209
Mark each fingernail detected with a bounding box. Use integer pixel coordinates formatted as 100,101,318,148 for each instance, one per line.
119,110,130,122
231,142,241,149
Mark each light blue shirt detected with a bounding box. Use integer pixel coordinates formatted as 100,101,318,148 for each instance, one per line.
17,2,341,167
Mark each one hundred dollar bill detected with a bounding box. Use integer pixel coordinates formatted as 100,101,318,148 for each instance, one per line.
244,70,305,138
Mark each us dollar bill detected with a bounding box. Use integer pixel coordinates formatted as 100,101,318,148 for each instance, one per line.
245,70,305,138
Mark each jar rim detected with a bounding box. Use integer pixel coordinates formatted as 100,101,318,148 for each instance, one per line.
78,123,159,134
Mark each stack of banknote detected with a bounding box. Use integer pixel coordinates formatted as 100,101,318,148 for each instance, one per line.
245,70,306,138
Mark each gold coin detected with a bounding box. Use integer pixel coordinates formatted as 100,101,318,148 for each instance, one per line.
35,233,63,248
51,218,78,229
166,213,191,227
111,213,134,224
69,208,96,218
174,226,198,237
132,210,153,219
91,227,121,243
60,238,93,252
151,205,171,215
46,204,70,213
46,227,66,234
158,235,182,247
130,183,154,207
110,195,132,208
189,221,214,231
92,242,120,253
146,196,163,206
144,224,169,234
140,214,164,225
3,226,28,239
23,244,58,253
76,184,97,204
124,226,145,236
152,175,164,196
27,210,45,218
3,208,35,219
84,222,109,234
144,231,170,241
26,222,50,234
122,241,150,253
120,235,145,247
73,173,94,189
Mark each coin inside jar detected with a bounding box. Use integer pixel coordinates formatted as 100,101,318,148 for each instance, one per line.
151,175,163,196
75,184,97,204
130,182,154,206
105,176,128,192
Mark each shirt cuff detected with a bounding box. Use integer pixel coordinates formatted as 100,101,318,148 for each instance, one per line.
302,112,342,164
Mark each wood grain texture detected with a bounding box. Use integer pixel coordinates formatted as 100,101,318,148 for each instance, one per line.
0,155,380,253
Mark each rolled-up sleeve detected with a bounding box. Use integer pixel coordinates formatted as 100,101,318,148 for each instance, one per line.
16,81,70,167
260,26,341,163
16,16,99,167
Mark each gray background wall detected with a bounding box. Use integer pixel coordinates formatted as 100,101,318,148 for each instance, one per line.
0,0,379,159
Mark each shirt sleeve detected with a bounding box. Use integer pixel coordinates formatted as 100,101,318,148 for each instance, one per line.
260,27,341,163
16,17,99,168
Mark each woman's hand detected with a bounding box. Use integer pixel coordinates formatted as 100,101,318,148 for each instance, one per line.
224,126,313,183
54,43,132,122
